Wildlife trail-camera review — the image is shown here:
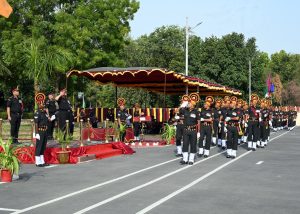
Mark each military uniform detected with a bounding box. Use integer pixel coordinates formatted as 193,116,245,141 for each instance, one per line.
180,106,200,165
242,104,249,143
34,108,50,167
133,107,142,141
45,99,58,139
174,110,184,156
259,104,270,148
57,96,72,131
272,108,280,131
7,95,23,144
225,97,241,158
212,103,222,147
247,94,260,151
198,106,213,157
220,106,230,149
288,107,297,130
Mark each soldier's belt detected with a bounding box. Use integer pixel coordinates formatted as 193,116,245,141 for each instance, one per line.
227,122,239,127
201,122,211,126
38,126,47,131
184,125,197,131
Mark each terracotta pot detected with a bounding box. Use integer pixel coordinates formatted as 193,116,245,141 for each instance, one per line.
56,151,71,164
1,169,12,182
170,138,175,145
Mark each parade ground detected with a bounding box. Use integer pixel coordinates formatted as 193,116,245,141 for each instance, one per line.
0,128,299,214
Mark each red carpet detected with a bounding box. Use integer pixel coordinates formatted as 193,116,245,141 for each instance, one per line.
14,142,135,164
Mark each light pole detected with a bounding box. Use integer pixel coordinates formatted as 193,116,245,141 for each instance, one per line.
185,17,202,94
248,59,252,104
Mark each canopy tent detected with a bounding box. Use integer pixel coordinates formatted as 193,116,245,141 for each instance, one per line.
67,67,242,96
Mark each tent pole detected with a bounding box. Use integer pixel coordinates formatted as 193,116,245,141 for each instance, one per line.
115,86,118,108
164,72,166,108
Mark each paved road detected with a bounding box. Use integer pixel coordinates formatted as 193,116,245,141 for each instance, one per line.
0,128,299,214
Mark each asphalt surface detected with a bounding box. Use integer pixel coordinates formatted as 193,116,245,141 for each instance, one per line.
0,128,299,214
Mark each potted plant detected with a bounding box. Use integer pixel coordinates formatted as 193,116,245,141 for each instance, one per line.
113,121,126,142
161,123,176,145
0,138,20,182
55,130,72,164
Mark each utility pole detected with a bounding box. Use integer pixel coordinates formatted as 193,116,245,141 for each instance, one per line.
249,59,252,104
185,17,189,94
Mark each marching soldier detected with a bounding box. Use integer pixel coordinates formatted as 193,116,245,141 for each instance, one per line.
288,106,297,131
236,99,244,145
45,92,58,140
117,98,131,142
220,96,231,150
272,106,280,132
247,94,260,151
242,101,249,143
7,86,23,144
225,96,241,158
198,96,214,158
34,95,50,167
259,99,270,148
279,106,284,130
282,106,289,129
174,97,188,157
179,95,200,165
212,98,222,147
266,99,272,143
55,88,72,131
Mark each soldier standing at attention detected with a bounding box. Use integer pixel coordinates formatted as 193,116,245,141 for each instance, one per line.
198,96,214,158
45,92,58,140
7,86,23,144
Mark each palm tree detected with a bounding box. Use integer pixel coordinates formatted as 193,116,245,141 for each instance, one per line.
0,57,11,76
20,37,73,108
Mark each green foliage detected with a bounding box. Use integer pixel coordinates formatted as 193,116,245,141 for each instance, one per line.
161,123,176,144
0,0,140,107
55,129,72,151
0,138,20,175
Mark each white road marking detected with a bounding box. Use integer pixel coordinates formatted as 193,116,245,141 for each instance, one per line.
136,131,289,214
78,160,96,164
136,151,251,214
12,131,286,214
12,157,181,214
73,151,226,214
44,165,57,169
0,182,6,184
256,161,264,165
0,208,21,212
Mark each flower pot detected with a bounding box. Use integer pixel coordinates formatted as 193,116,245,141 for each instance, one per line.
56,151,71,164
170,138,175,145
1,169,12,182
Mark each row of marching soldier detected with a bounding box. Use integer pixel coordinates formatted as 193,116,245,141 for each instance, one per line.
173,93,298,165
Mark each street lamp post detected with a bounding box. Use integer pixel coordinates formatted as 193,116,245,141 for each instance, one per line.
185,17,202,94
248,59,252,104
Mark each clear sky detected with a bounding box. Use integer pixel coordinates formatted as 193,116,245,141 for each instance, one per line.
129,0,300,55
